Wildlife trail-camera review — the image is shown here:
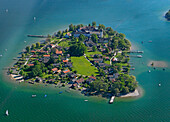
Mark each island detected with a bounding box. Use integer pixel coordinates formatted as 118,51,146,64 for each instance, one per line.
165,10,170,21
9,22,138,99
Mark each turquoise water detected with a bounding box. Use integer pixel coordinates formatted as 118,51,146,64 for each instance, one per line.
0,0,170,121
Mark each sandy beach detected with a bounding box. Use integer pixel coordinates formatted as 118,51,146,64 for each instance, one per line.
120,89,139,98
148,61,168,68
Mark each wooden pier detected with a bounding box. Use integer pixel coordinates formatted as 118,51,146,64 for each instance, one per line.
125,51,144,53
27,35,47,38
109,96,115,104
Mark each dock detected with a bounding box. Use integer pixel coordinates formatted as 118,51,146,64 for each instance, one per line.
109,96,115,104
129,55,142,58
125,51,144,53
27,35,47,38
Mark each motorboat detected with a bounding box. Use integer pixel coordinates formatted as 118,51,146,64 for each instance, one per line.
6,110,9,116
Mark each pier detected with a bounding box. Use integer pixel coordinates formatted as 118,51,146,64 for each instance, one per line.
125,50,144,53
27,35,47,38
109,96,115,104
129,55,142,58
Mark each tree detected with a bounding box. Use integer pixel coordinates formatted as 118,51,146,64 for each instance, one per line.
69,24,74,31
68,43,87,56
105,48,109,53
79,34,86,42
92,21,96,27
31,44,36,50
92,46,97,52
26,46,30,53
36,42,40,48
22,53,25,59
122,86,129,94
113,88,120,96
91,34,98,43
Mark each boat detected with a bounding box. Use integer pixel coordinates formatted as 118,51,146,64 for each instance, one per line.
6,110,9,116
34,17,36,20
59,91,63,94
32,95,36,97
84,100,88,102
109,96,115,104
5,9,8,13
5,49,7,51
159,83,161,87
24,41,26,43
148,40,152,43
0,55,2,57
44,94,47,97
148,70,151,73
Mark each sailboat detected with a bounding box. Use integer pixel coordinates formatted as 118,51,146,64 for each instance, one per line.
6,110,9,116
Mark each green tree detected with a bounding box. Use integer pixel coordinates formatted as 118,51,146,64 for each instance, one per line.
36,42,40,48
68,43,87,56
92,21,96,27
92,46,97,52
22,53,25,59
31,44,36,50
26,46,30,53
69,24,74,31
91,34,98,43
79,34,86,42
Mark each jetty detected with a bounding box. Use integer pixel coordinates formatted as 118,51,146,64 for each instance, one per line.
129,55,142,58
109,96,115,104
27,35,47,38
126,51,144,53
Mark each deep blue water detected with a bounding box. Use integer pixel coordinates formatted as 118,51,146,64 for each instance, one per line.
0,0,170,121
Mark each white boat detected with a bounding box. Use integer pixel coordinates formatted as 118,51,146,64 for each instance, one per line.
5,9,8,13
24,41,26,43
148,40,152,43
159,83,161,87
148,70,151,73
34,17,36,20
84,100,88,102
5,49,7,51
6,110,9,116
32,95,36,97
0,55,2,57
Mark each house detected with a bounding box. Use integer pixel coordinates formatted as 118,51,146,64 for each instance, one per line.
85,78,93,84
51,68,58,73
55,49,62,55
64,32,72,38
84,40,96,47
63,59,68,63
53,63,61,67
89,76,96,81
32,55,38,58
93,58,103,63
76,78,84,84
98,38,109,43
68,73,77,78
113,73,119,79
43,55,50,58
49,44,56,48
98,63,110,68
112,57,118,62
63,69,70,74
65,62,72,68
27,64,34,67
43,58,50,63
52,54,59,59
105,57,110,60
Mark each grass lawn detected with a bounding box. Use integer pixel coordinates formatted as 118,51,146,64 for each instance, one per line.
58,40,70,48
71,56,99,76
85,51,102,56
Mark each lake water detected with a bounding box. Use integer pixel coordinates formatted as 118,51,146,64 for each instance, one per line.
0,0,170,121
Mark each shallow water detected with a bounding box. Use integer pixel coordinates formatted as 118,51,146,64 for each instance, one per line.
0,0,170,121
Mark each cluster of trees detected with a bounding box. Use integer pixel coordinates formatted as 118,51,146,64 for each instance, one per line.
89,74,138,96
26,42,41,53
109,36,131,51
69,24,84,31
165,10,170,21
68,42,87,56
